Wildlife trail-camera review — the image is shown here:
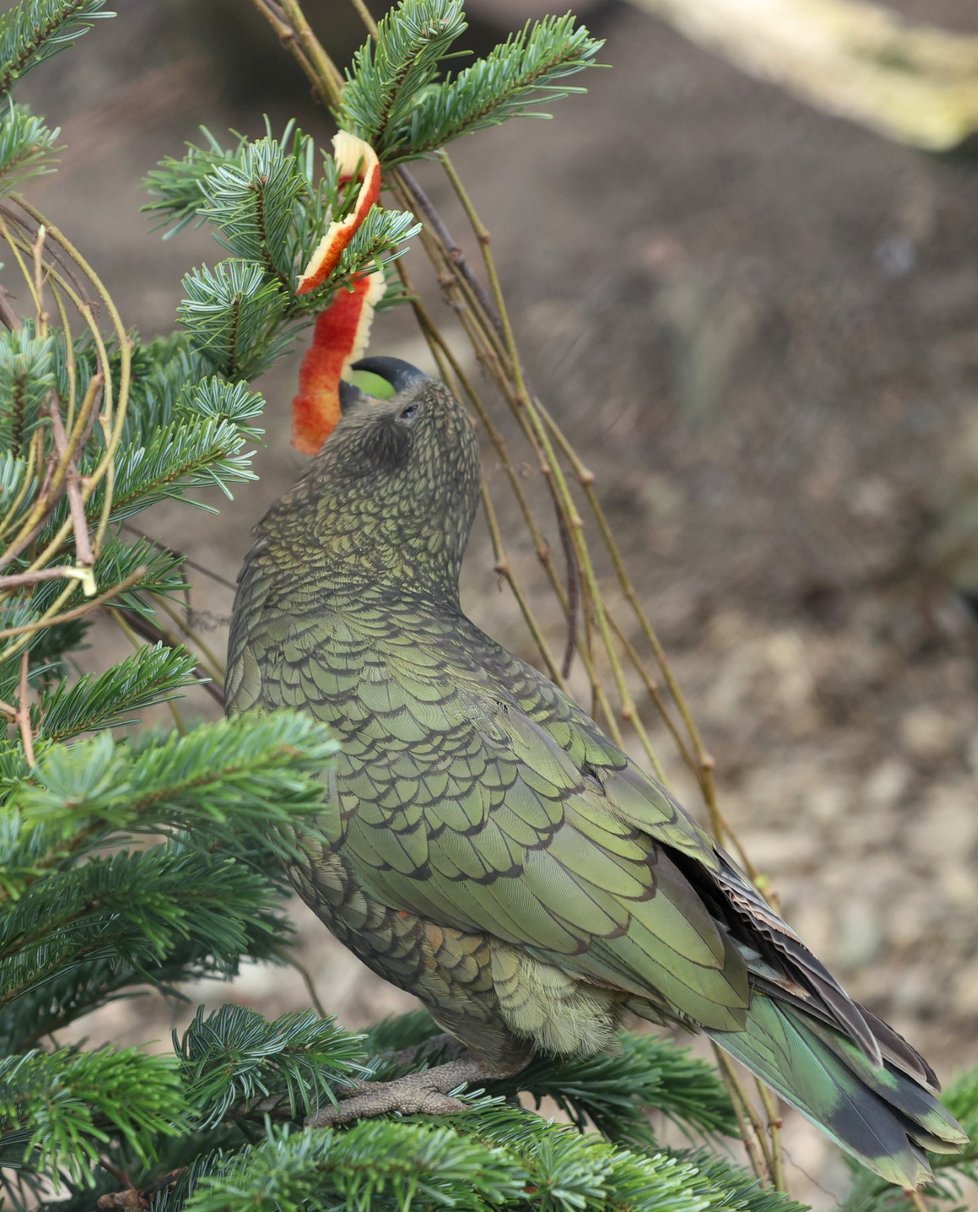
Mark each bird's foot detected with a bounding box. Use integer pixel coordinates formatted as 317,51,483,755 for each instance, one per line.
306,1057,516,1128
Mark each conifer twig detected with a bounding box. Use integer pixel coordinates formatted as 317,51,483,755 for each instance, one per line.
0,284,19,330
268,0,344,108
714,1047,776,1185
0,568,146,643
349,0,379,37
47,390,97,580
0,651,36,767
0,565,93,592
394,163,582,673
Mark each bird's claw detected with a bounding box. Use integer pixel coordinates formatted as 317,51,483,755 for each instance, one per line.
305,1055,517,1128
306,1077,468,1127
310,1085,470,1129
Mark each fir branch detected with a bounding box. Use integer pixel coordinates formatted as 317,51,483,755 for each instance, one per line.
0,326,54,451
0,535,182,659
0,0,114,99
0,102,58,194
335,206,422,281
450,1098,785,1212
0,889,295,1053
32,643,198,743
10,711,337,861
105,415,258,521
397,14,604,161
498,1031,737,1149
177,1005,367,1127
199,137,310,282
144,128,250,237
0,1046,183,1189
56,531,186,617
0,847,292,1022
677,1151,810,1212
182,1119,528,1212
338,0,468,150
113,334,209,445
178,259,293,380
362,1007,446,1058
144,122,321,245
0,567,146,644
177,376,265,438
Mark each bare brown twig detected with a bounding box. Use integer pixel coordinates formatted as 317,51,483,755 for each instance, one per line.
47,387,99,581
0,652,36,766
0,285,20,331
0,569,146,641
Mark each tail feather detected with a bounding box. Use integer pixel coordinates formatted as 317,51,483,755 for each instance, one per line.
706,995,968,1187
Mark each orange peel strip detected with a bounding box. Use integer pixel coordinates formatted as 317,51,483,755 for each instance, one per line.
291,269,387,454
295,131,382,297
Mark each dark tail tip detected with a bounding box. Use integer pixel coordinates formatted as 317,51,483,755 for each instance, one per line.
352,356,428,393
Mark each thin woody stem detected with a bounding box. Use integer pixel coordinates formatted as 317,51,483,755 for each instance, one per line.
154,595,227,685
0,569,145,644
539,402,764,877
0,285,19,331
278,0,345,108
17,651,35,769
110,606,226,708
714,1047,776,1184
399,166,507,346
251,0,322,95
0,566,93,591
17,195,133,506
438,149,662,763
394,165,582,672
349,0,379,37
479,483,563,685
757,1083,786,1190
47,391,96,570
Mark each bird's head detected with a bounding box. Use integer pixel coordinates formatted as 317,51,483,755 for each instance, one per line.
267,358,481,599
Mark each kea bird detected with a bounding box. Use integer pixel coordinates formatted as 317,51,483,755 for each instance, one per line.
226,356,966,1186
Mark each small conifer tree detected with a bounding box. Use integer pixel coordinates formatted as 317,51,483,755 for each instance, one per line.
0,2,973,1209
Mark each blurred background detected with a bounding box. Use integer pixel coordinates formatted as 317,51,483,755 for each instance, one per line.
12,0,978,1202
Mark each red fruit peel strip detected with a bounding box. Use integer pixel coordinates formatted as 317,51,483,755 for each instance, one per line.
291,269,387,454
295,131,382,297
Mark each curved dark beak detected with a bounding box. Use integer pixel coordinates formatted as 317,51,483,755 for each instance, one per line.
339,379,364,415
352,356,428,393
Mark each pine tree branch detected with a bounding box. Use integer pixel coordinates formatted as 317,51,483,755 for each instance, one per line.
0,0,113,99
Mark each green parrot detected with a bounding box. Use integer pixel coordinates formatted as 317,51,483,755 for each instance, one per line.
226,356,966,1187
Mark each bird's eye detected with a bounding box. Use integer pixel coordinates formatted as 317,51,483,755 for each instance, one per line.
398,401,421,424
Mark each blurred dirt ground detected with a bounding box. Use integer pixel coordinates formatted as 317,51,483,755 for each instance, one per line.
15,0,978,1204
